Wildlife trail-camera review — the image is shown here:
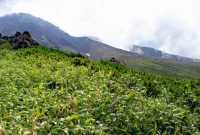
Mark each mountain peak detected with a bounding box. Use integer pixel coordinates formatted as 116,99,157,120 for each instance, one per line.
1,13,38,20
0,13,68,42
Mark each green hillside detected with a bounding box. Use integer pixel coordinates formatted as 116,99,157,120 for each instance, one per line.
77,38,200,79
0,40,200,134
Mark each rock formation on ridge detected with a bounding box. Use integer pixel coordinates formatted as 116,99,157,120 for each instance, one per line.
0,31,39,49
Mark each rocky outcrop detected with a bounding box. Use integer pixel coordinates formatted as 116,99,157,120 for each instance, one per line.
1,36,8,40
109,57,126,66
9,31,39,49
0,31,39,49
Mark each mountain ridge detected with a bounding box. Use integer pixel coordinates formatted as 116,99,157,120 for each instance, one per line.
1,13,200,78
87,36,102,43
130,45,200,62
1,13,199,62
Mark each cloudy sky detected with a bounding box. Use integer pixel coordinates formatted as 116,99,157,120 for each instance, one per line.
0,0,200,58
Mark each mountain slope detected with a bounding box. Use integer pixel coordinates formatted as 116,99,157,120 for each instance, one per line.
130,45,200,62
0,41,200,134
0,13,104,54
87,36,102,42
1,13,200,79
0,13,77,51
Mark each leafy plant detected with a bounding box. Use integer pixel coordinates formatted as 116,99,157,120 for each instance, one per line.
0,42,200,134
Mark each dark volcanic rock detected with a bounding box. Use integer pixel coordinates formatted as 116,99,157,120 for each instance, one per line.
15,31,21,37
109,57,126,66
0,31,39,49
2,36,8,40
8,31,39,49
23,31,31,37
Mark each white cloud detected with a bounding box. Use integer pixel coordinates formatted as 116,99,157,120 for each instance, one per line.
0,0,16,15
152,14,200,58
1,0,200,58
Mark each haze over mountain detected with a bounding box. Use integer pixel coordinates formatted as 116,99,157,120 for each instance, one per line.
1,13,200,78
130,45,200,62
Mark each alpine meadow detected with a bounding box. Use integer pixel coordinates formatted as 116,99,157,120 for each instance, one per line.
1,39,200,134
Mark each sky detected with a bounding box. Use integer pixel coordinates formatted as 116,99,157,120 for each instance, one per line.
0,0,200,59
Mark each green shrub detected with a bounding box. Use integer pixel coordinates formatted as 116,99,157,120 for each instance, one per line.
0,45,200,134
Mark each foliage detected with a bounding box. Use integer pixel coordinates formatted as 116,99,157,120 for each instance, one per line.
0,40,11,49
0,42,200,134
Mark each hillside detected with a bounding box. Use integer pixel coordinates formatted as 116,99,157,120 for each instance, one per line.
0,40,200,134
87,36,103,43
0,13,106,54
1,13,200,79
130,45,200,62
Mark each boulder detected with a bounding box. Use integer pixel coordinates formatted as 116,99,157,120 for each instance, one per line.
15,31,21,37
23,31,31,37
109,57,126,66
0,31,39,49
9,31,39,49
2,36,8,40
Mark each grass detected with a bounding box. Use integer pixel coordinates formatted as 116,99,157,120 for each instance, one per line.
0,41,200,134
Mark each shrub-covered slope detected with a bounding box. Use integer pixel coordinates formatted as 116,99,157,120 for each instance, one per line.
0,41,200,134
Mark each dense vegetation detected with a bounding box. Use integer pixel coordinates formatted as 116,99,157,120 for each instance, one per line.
0,40,200,134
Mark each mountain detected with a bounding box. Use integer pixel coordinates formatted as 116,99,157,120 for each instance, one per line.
0,13,77,52
0,13,107,55
130,45,200,62
87,36,102,42
1,13,200,79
